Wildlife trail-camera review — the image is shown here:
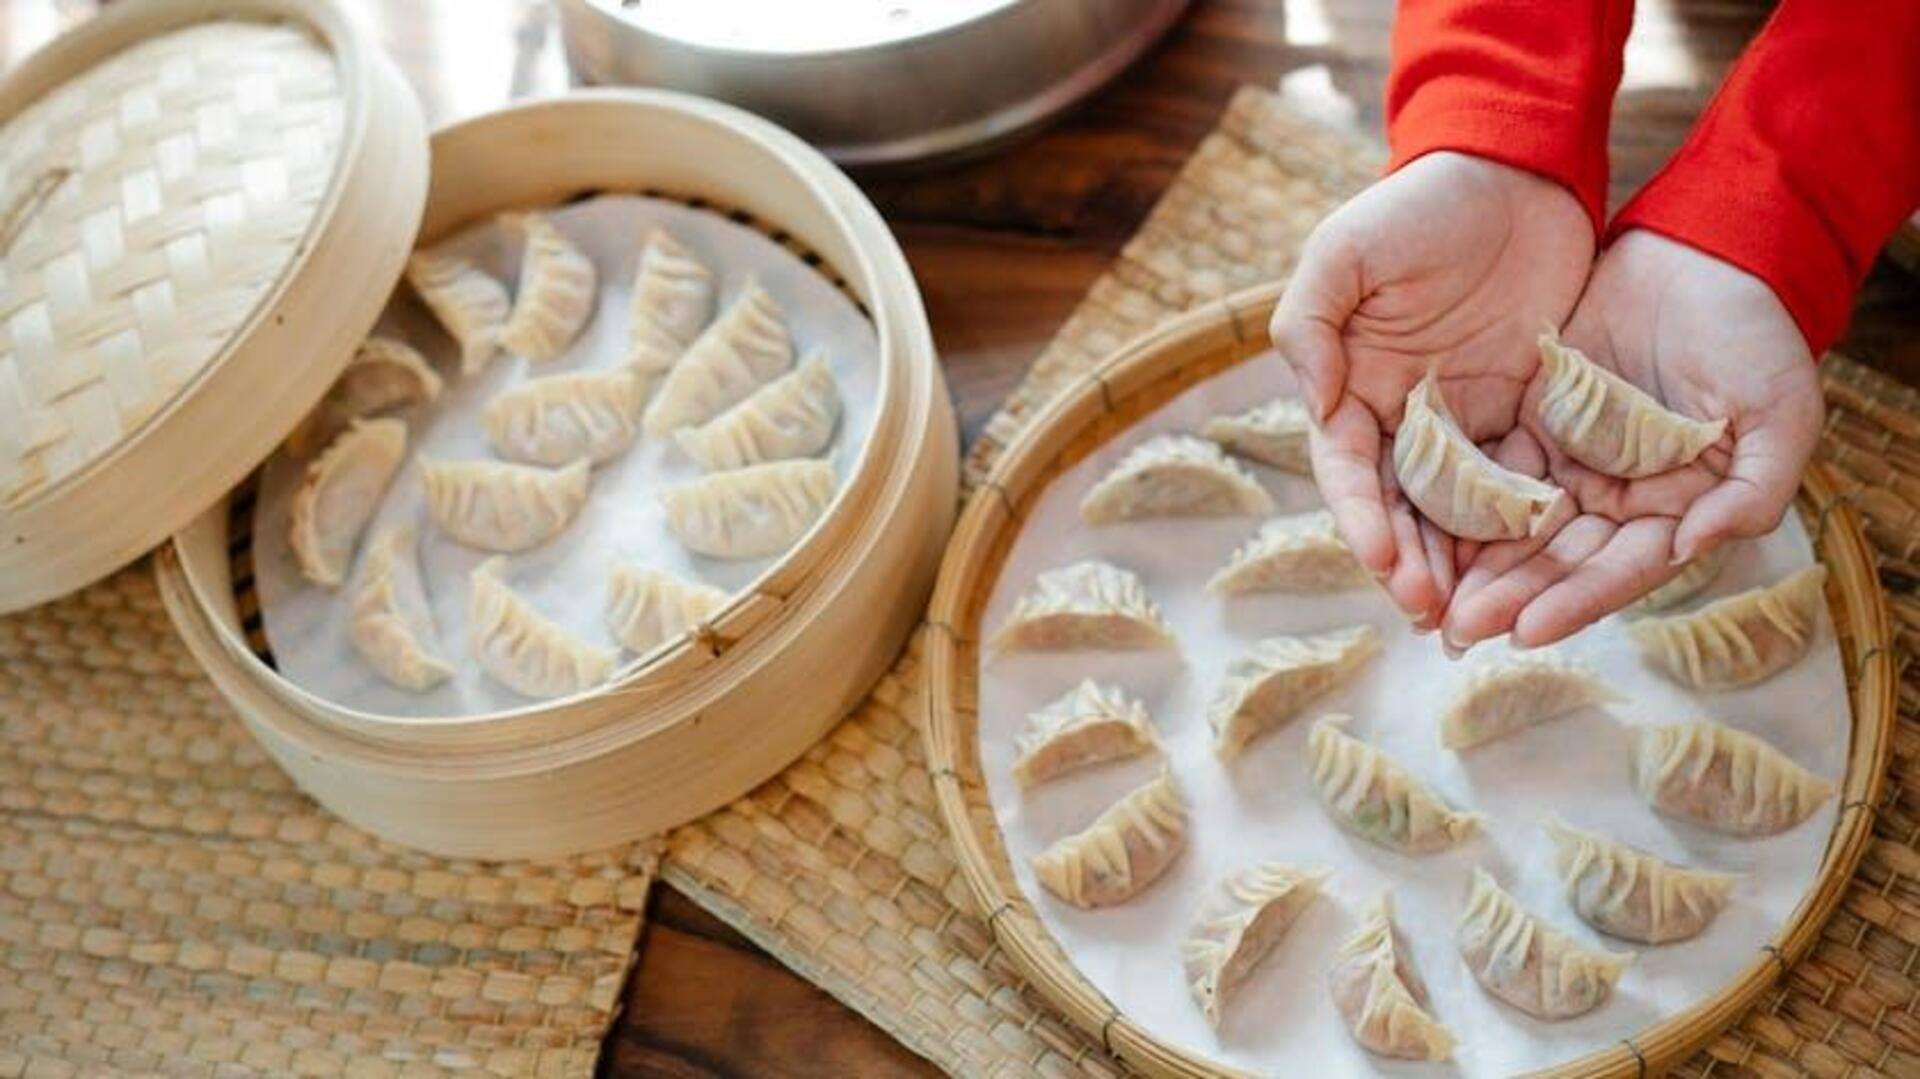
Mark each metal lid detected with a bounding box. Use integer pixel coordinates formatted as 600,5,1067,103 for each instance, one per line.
0,0,428,614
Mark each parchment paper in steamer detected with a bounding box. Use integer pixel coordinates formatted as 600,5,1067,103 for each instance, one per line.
253,195,882,719
976,350,1849,1077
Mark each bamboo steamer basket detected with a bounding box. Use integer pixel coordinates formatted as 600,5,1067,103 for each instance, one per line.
923,283,1897,1077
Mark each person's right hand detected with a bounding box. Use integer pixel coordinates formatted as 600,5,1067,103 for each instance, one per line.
1268,152,1594,627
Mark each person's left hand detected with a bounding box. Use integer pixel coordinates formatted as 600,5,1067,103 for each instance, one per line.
1439,229,1824,649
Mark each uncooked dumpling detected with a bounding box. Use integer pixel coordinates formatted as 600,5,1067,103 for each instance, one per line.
1207,510,1366,595
1439,650,1619,750
420,457,590,553
469,557,615,698
1543,817,1737,944
1308,716,1480,853
1629,565,1826,690
1628,544,1732,613
603,563,730,655
674,352,841,471
406,246,510,375
989,561,1175,655
1010,679,1158,788
498,212,597,362
289,418,406,589
1394,372,1563,541
625,229,715,374
286,336,443,457
1536,332,1728,478
1183,863,1329,1028
1209,625,1379,758
1328,894,1453,1061
1080,434,1273,523
1031,768,1186,909
1630,719,1833,836
1202,397,1312,473
659,458,835,560
349,524,453,692
481,367,647,466
643,279,793,437
1458,867,1632,1020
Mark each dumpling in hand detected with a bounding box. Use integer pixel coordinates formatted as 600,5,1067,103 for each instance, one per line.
1629,565,1826,690
481,367,647,466
1183,863,1329,1028
1459,867,1632,1020
674,352,841,471
625,229,714,374
1209,625,1379,758
289,418,406,589
1308,716,1480,853
286,336,442,457
1631,719,1833,836
660,458,835,560
1439,650,1619,750
988,561,1175,655
406,246,510,375
1201,397,1312,473
1328,894,1453,1061
1536,332,1727,478
1031,768,1186,909
1080,434,1273,523
349,525,452,692
1628,543,1732,613
498,212,597,362
603,563,729,655
1010,679,1158,788
1394,372,1563,541
643,279,793,436
1543,818,1737,944
469,557,615,698
421,457,590,552
1207,510,1366,594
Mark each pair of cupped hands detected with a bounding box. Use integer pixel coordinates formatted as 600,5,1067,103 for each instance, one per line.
1270,152,1824,651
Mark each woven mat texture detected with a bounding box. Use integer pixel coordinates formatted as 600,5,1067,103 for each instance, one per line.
661,85,1920,1077
0,569,661,1078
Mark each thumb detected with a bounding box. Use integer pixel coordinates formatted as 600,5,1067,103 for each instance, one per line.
1673,413,1817,562
1269,230,1361,423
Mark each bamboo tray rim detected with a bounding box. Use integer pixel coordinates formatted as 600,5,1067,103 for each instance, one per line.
923,282,1898,1078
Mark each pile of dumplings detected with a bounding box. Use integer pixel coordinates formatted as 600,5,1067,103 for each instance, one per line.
989,349,1836,1062
282,203,847,702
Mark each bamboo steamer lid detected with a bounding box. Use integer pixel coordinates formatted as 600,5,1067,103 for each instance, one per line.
0,0,428,613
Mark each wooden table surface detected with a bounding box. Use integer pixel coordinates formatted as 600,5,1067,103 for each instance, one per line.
5,2,1916,1075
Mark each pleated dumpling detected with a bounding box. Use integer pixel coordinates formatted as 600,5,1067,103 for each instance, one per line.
481,368,647,466
1081,434,1273,523
988,561,1175,655
1308,716,1481,853
1628,543,1731,613
1208,625,1379,758
406,246,510,375
1458,867,1633,1020
1031,768,1186,909
674,352,841,471
498,212,597,362
349,524,452,692
1629,565,1827,690
1543,818,1738,944
469,557,615,698
1201,397,1312,473
1394,372,1563,541
1328,894,1454,1061
603,563,729,655
1207,510,1366,595
624,229,715,374
289,418,406,589
643,279,793,437
1183,863,1329,1028
659,458,834,560
1631,720,1833,836
1010,679,1158,788
286,336,443,457
1438,650,1620,750
1536,332,1727,478
421,457,590,553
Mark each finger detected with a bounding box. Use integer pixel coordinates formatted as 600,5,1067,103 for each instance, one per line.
1441,429,1557,632
1442,516,1616,647
1514,517,1683,647
1416,518,1456,629
1377,452,1442,624
1672,417,1815,562
1269,228,1362,422
1309,401,1395,574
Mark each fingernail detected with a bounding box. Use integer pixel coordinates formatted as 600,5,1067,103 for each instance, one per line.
1440,634,1468,660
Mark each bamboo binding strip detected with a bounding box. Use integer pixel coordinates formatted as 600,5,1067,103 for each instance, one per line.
923,282,1898,1078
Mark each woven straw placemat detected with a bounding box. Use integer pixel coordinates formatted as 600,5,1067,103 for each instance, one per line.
662,85,1920,1076
0,568,661,1077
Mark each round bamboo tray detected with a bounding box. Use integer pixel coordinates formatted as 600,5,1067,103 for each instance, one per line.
155,91,958,859
0,0,426,615
923,282,1897,1077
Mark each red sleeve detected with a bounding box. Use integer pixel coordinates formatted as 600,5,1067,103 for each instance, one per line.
1386,0,1636,234
1609,0,1920,354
